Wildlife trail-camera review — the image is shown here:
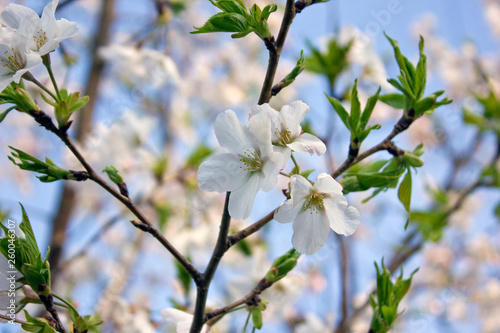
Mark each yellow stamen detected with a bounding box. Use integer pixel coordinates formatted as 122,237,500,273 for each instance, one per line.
239,149,263,172
303,191,325,214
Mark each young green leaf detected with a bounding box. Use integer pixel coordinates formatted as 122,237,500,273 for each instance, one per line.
398,171,412,212
325,93,349,129
379,93,406,109
349,80,361,131
360,86,381,129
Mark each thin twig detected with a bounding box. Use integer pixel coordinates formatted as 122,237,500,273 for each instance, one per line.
190,193,232,332
205,279,274,325
331,111,415,179
30,110,202,284
190,1,303,331
333,174,492,333
258,0,296,105
337,235,349,328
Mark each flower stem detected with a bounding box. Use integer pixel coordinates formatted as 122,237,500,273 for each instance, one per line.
22,72,58,101
242,311,251,333
290,153,299,173
280,172,291,177
42,54,61,101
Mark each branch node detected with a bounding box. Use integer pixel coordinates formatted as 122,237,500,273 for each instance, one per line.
263,36,277,54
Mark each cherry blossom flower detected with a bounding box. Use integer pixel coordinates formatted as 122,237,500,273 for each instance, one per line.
0,0,78,55
0,32,41,91
250,100,326,164
275,173,360,254
197,110,284,220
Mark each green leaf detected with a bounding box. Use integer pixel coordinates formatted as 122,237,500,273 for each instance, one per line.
379,93,406,109
360,86,381,129
398,171,412,212
19,204,38,252
325,93,349,129
186,144,214,168
387,78,407,95
394,268,418,303
192,12,249,34
385,33,407,77
494,202,500,220
299,169,315,179
22,311,57,333
191,0,276,40
0,108,13,123
261,4,277,19
212,0,247,15
410,211,447,241
9,147,72,182
414,95,437,115
415,36,427,99
349,79,361,131
102,166,125,184
251,308,263,329
402,151,424,168
380,305,397,326
305,37,353,86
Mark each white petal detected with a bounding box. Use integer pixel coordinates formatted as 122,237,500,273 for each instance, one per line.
324,195,361,236
38,41,60,55
290,175,312,205
250,103,282,142
248,109,273,159
214,110,256,154
0,77,14,92
280,100,309,137
0,4,38,29
315,173,343,195
39,0,58,39
274,145,291,169
55,18,79,41
197,153,248,192
292,209,330,254
228,173,262,219
287,133,326,156
274,198,305,223
261,150,283,192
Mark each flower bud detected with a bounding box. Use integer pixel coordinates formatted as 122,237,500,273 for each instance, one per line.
14,88,40,113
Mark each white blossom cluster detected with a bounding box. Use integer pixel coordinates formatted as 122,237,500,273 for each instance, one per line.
0,0,77,91
197,101,361,254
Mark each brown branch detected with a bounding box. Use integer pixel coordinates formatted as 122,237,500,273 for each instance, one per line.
189,1,304,331
205,278,274,325
333,172,492,333
228,209,275,247
38,286,66,333
190,193,232,333
331,111,415,179
30,110,203,285
258,0,296,105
